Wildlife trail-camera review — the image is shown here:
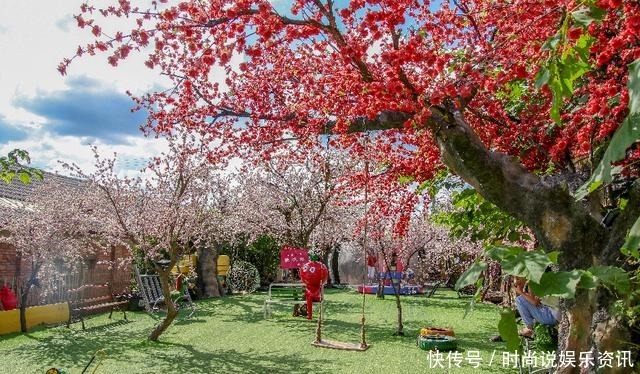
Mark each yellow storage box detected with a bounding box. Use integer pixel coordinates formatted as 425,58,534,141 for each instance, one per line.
172,254,198,274
217,255,230,276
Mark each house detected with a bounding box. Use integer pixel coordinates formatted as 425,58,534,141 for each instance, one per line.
0,172,131,306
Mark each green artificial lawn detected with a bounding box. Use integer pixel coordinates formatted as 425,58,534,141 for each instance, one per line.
0,289,517,373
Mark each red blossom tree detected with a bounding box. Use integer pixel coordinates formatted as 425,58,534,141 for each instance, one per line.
65,0,640,366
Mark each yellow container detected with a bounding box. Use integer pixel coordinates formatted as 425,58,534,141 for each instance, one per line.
217,255,230,276
0,302,70,335
0,309,19,334
172,254,198,274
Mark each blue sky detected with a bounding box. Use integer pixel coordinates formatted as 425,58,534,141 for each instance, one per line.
0,1,170,174
13,76,148,144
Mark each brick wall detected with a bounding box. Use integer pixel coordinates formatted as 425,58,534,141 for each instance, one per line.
0,242,18,280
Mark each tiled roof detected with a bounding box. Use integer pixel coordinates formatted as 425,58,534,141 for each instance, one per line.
0,197,27,210
0,171,83,202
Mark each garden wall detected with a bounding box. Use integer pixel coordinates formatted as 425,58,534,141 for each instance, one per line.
0,302,69,335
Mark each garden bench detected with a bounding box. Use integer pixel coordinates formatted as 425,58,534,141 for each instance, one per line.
67,284,128,330
263,283,321,319
136,272,195,317
136,273,164,312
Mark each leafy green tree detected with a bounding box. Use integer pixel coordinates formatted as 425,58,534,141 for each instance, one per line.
220,235,281,286
433,187,528,244
0,149,43,185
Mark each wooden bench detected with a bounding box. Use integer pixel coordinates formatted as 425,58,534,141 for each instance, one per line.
263,283,322,319
67,284,128,330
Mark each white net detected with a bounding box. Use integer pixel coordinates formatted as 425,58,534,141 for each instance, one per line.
226,260,260,294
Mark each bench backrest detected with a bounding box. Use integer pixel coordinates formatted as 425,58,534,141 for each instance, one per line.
268,283,305,301
68,284,114,307
136,274,164,312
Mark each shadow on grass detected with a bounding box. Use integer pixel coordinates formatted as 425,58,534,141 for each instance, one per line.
146,342,334,374
13,320,334,374
455,331,507,353
264,313,421,345
206,295,269,323
15,325,149,371
2,289,508,373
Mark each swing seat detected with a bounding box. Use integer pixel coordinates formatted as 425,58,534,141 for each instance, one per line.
312,339,370,351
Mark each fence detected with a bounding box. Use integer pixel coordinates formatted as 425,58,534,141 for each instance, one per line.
0,262,131,308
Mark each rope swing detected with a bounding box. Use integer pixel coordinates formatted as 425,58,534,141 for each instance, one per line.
311,129,370,351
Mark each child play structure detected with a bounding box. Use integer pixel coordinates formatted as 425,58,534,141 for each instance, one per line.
357,266,424,295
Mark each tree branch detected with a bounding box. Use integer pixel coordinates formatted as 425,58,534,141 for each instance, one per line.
337,107,604,260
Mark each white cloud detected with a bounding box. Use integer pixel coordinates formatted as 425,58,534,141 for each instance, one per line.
0,132,168,177
0,1,169,173
0,1,166,128
0,1,246,176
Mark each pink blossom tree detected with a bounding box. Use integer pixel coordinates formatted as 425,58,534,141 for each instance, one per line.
233,146,357,262
65,134,227,341
361,213,480,336
0,179,98,332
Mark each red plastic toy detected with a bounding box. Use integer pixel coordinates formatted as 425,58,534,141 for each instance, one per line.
0,286,18,310
299,259,328,320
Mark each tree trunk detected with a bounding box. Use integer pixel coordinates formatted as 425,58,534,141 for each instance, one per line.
19,263,41,333
377,249,386,299
330,245,340,285
197,247,221,298
379,248,403,335
376,278,385,299
479,268,496,303
390,281,404,336
320,247,332,287
555,288,634,373
19,285,30,333
148,269,178,341
432,112,637,373
551,218,636,373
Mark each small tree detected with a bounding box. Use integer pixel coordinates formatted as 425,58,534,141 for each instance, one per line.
66,135,224,341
